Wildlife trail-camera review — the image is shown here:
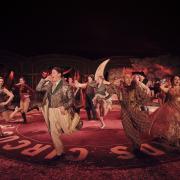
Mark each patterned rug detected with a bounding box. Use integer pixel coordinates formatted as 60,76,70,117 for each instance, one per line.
0,109,180,169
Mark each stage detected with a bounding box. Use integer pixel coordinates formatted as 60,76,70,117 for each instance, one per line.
0,106,180,179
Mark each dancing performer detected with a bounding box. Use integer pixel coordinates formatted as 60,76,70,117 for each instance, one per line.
0,77,14,136
12,77,39,123
36,67,82,158
149,75,180,148
0,77,18,136
68,78,84,114
75,75,112,128
85,74,97,120
75,74,97,120
0,77,14,120
112,74,151,152
92,76,112,128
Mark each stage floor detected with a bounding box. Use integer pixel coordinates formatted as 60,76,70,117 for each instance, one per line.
0,106,179,167
0,106,180,179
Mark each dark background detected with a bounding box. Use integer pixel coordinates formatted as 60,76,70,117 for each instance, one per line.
0,2,180,59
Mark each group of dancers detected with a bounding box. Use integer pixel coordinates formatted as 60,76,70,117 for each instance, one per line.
0,76,39,135
0,64,180,159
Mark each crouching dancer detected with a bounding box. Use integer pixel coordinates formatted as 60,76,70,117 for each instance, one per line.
36,67,83,159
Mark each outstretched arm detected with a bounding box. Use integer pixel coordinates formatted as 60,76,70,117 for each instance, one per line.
74,81,87,89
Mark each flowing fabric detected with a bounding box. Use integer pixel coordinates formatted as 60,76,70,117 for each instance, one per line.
149,88,180,147
93,83,112,117
111,82,151,147
111,81,180,148
119,84,151,146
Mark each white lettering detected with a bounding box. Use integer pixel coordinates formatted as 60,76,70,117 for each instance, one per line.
140,144,165,156
44,149,57,160
21,144,51,157
0,135,19,144
3,140,31,150
111,146,135,159
66,147,88,161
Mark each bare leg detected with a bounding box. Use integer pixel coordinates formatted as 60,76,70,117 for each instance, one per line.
96,103,106,129
103,102,110,117
9,106,21,119
95,104,100,119
20,98,30,124
23,98,30,113
99,116,105,129
9,99,28,123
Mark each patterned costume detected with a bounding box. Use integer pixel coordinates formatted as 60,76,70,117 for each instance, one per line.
36,78,81,155
150,87,180,147
112,81,151,149
93,83,112,116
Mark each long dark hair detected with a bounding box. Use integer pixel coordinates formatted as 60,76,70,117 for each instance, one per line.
170,75,180,86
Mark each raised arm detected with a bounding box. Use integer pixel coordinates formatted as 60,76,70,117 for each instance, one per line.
74,80,87,89
36,78,52,92
137,81,151,95
135,81,151,103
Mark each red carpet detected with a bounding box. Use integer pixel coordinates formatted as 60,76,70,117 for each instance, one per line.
0,109,180,169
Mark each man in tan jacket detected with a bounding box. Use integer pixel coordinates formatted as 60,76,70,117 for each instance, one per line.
36,67,82,159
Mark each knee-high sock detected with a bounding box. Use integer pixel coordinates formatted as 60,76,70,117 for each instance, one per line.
21,112,27,123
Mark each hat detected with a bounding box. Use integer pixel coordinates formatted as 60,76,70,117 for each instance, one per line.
132,71,146,77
